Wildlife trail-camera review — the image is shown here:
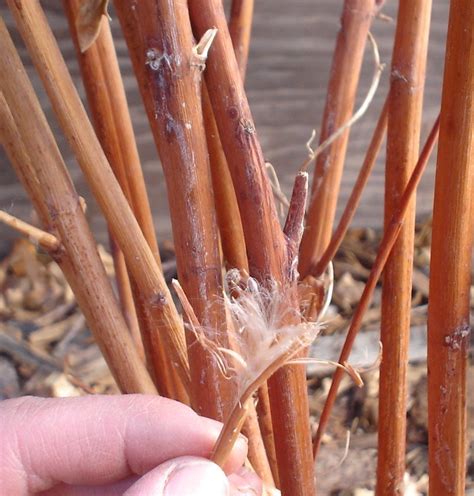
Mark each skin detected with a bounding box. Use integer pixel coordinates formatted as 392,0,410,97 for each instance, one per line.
0,395,262,495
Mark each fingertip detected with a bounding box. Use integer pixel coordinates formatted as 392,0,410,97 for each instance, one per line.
228,466,263,495
222,434,249,474
124,457,230,496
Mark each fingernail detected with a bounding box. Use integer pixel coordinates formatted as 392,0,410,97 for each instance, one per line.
235,433,248,453
164,459,230,496
230,466,267,495
236,466,252,478
238,433,248,445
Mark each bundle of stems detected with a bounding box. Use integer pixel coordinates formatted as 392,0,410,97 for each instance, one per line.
1,0,472,494
0,18,156,396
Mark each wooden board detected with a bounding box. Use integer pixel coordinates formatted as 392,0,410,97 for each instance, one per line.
0,0,447,249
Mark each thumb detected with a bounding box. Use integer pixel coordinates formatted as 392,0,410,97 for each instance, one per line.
124,456,230,496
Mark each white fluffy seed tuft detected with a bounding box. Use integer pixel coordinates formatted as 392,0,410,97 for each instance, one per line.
190,270,322,396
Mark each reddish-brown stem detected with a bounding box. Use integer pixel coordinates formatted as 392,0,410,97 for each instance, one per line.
63,0,186,400
202,0,253,272
284,172,309,276
311,95,389,278
0,20,155,395
189,1,315,493
7,0,190,396
376,2,432,492
241,403,275,488
299,0,378,276
256,384,280,487
428,1,474,493
313,115,440,458
211,341,305,468
202,0,253,273
181,82,272,482
0,210,60,251
113,0,234,420
228,0,254,79
203,86,248,272
108,233,144,359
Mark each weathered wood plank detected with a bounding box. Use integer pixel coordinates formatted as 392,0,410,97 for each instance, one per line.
0,1,447,247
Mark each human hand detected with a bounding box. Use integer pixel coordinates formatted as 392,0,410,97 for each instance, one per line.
0,395,262,495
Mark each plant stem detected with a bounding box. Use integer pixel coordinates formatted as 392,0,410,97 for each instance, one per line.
256,384,280,487
108,234,144,361
228,0,254,79
313,115,440,459
202,0,253,272
7,0,190,396
311,95,389,278
113,0,234,419
202,86,248,272
210,2,273,474
212,3,273,477
428,1,474,492
376,2,432,492
299,0,378,276
189,2,315,493
0,210,60,251
211,342,305,468
284,172,309,271
0,20,156,395
63,0,186,400
240,402,275,488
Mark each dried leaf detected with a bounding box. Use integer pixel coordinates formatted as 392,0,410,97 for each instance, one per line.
75,0,110,53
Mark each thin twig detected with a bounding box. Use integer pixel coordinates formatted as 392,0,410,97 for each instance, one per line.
266,161,290,220
310,94,389,277
300,32,384,173
228,0,254,79
211,340,309,468
0,210,60,251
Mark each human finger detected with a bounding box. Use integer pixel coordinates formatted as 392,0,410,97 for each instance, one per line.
0,395,247,494
124,456,230,495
